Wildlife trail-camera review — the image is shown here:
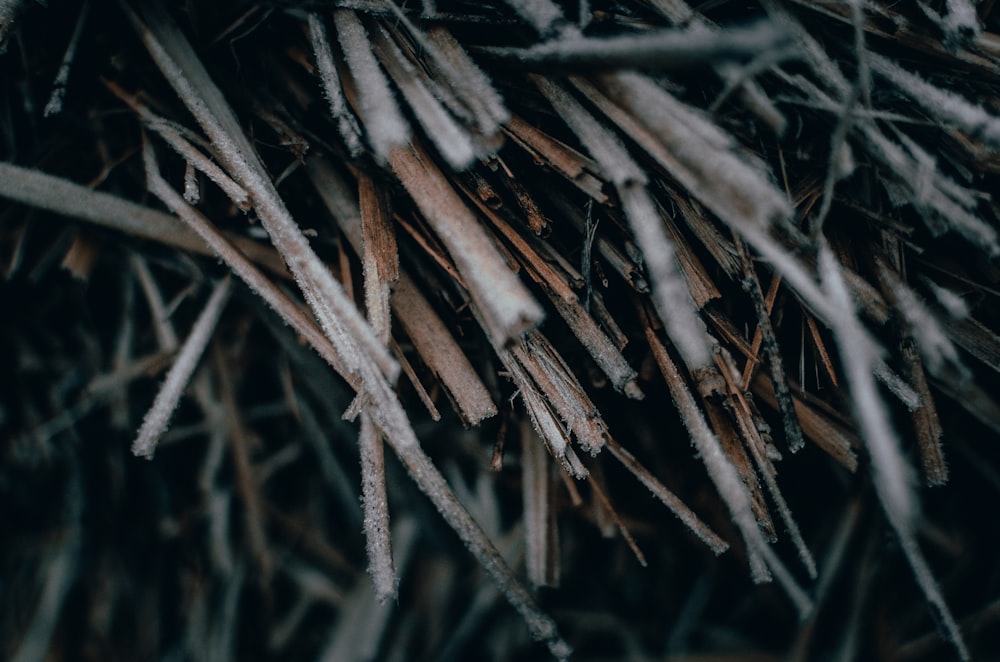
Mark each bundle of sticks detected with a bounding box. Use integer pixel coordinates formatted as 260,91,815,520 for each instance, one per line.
2,0,1000,659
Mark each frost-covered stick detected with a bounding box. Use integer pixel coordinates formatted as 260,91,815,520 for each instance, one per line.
333,9,410,162
359,416,395,601
126,1,400,386
43,0,89,117
646,324,813,617
368,23,476,169
602,436,728,554
318,518,416,662
820,245,915,526
143,149,357,387
132,276,232,459
578,71,793,251
533,75,713,371
734,238,803,452
487,21,792,70
305,157,498,425
142,116,251,208
358,171,397,602
358,173,397,343
817,246,970,660
424,26,509,136
869,52,1000,150
389,143,545,345
874,261,950,485
0,163,285,275
522,417,558,588
719,370,816,578
307,12,364,157
879,264,966,381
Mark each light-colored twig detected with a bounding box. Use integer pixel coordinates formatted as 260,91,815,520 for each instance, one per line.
307,12,364,156
132,276,232,459
333,8,410,162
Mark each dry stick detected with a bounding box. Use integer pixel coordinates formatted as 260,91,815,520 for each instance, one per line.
143,152,357,387
869,52,1000,150
305,157,497,425
521,417,559,588
298,169,568,656
602,436,728,554
126,1,399,386
368,22,476,169
741,272,781,385
586,467,647,567
358,170,398,602
104,81,252,210
873,260,948,486
389,143,545,345
333,8,410,162
0,163,285,276
714,355,816,578
734,238,804,453
458,177,642,397
307,12,364,157
517,331,609,455
645,324,812,617
503,115,609,203
132,276,232,459
817,245,969,661
533,75,714,371
483,21,792,70
424,25,509,137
